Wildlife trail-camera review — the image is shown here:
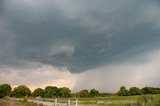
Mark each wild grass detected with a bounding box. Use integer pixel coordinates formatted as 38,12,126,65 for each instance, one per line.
1,95,160,106
0,97,39,106
42,94,160,106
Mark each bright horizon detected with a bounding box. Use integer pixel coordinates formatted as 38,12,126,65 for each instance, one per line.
0,0,160,93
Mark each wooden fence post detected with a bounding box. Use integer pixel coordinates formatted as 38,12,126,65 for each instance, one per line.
68,99,71,106
75,99,78,106
55,99,57,106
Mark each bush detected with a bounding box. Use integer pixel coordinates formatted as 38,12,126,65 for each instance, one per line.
33,88,45,98
78,90,89,98
58,87,71,98
141,87,160,94
137,95,160,106
44,86,59,98
0,84,11,98
118,86,129,96
129,87,142,95
89,89,99,97
11,85,31,98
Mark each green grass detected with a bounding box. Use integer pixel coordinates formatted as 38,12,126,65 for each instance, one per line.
41,94,160,106
1,95,160,106
0,98,39,106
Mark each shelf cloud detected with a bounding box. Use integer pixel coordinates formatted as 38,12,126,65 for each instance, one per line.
0,0,160,91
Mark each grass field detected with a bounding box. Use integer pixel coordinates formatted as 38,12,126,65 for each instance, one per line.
41,94,160,106
1,95,160,106
81,95,160,105
0,98,39,106
78,95,160,106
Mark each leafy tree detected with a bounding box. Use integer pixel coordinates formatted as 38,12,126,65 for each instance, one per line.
11,85,31,98
59,87,71,98
0,84,12,98
154,88,160,94
141,87,154,94
89,89,99,97
78,90,89,98
129,87,142,95
44,86,59,98
33,88,45,98
118,86,129,96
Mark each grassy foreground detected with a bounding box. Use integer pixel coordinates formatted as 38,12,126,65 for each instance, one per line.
0,95,160,106
0,98,39,106
41,94,160,106
77,95,160,106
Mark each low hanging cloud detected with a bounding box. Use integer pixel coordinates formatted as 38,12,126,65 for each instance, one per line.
0,62,78,90
73,50,160,92
1,49,160,92
0,0,160,72
0,0,160,91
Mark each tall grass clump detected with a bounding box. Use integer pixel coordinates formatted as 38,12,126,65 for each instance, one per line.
137,95,160,106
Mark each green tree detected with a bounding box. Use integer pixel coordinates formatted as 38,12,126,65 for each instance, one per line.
11,85,31,98
59,87,71,98
78,90,89,98
89,89,99,97
129,87,142,95
141,87,154,94
0,84,12,98
154,88,160,94
33,88,45,98
44,86,59,98
118,86,129,96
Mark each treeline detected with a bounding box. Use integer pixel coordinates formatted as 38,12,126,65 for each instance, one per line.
0,84,99,98
72,89,100,98
118,86,160,96
1,84,160,98
0,84,71,98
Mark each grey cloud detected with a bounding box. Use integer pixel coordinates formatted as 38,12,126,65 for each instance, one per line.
0,64,77,90
0,0,4,15
73,50,160,92
0,0,160,73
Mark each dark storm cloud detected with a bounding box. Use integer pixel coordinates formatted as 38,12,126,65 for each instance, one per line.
0,0,160,72
0,0,4,15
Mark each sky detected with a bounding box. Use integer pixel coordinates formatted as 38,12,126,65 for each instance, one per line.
0,0,160,92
